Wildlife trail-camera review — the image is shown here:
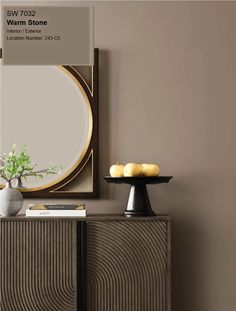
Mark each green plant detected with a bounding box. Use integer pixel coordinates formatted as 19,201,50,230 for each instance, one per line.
0,144,61,185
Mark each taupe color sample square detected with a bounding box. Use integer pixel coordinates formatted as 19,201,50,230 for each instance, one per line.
2,5,94,65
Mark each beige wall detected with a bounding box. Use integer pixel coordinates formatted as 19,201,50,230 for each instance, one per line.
21,2,236,311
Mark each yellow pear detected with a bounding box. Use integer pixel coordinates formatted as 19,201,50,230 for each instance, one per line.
141,164,160,177
124,163,143,177
110,163,124,177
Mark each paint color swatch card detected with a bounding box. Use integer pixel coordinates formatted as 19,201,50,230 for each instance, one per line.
1,2,94,65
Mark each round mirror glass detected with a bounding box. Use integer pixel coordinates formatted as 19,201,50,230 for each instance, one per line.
0,65,92,190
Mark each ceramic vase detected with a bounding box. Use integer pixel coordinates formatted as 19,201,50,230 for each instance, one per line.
0,182,23,217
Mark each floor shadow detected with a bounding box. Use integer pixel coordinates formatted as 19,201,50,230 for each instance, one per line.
151,179,205,311
170,181,205,311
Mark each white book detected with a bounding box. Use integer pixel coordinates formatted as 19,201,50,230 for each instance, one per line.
26,209,86,217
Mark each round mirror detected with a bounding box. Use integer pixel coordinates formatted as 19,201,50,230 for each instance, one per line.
0,65,93,190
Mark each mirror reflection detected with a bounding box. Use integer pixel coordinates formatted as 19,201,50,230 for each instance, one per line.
0,65,92,190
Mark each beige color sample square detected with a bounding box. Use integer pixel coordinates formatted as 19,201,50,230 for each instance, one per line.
2,5,94,65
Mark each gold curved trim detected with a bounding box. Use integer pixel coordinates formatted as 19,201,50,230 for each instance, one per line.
51,150,93,192
0,66,93,192
70,66,93,97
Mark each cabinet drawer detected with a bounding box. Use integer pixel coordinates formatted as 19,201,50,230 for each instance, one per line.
87,220,170,311
0,220,77,311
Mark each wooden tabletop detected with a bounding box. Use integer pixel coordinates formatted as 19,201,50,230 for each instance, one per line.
0,214,171,221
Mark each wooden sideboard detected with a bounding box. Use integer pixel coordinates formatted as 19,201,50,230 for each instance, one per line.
0,215,171,311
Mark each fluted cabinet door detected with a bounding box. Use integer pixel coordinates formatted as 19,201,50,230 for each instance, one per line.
0,220,77,311
87,220,171,311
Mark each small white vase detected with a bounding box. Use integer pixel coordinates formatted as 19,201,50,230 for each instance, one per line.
0,182,23,217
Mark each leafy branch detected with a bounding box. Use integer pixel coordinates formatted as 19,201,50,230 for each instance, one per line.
0,144,61,185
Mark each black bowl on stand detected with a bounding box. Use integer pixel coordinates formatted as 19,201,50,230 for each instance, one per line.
104,176,173,217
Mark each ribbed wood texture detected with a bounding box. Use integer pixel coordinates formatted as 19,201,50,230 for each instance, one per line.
0,220,77,311
87,220,170,311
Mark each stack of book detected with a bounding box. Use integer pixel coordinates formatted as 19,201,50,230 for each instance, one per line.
26,204,86,217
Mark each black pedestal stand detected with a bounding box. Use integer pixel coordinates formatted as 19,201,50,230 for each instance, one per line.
104,176,173,217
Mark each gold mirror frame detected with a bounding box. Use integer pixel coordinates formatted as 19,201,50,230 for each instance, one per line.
0,49,99,198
